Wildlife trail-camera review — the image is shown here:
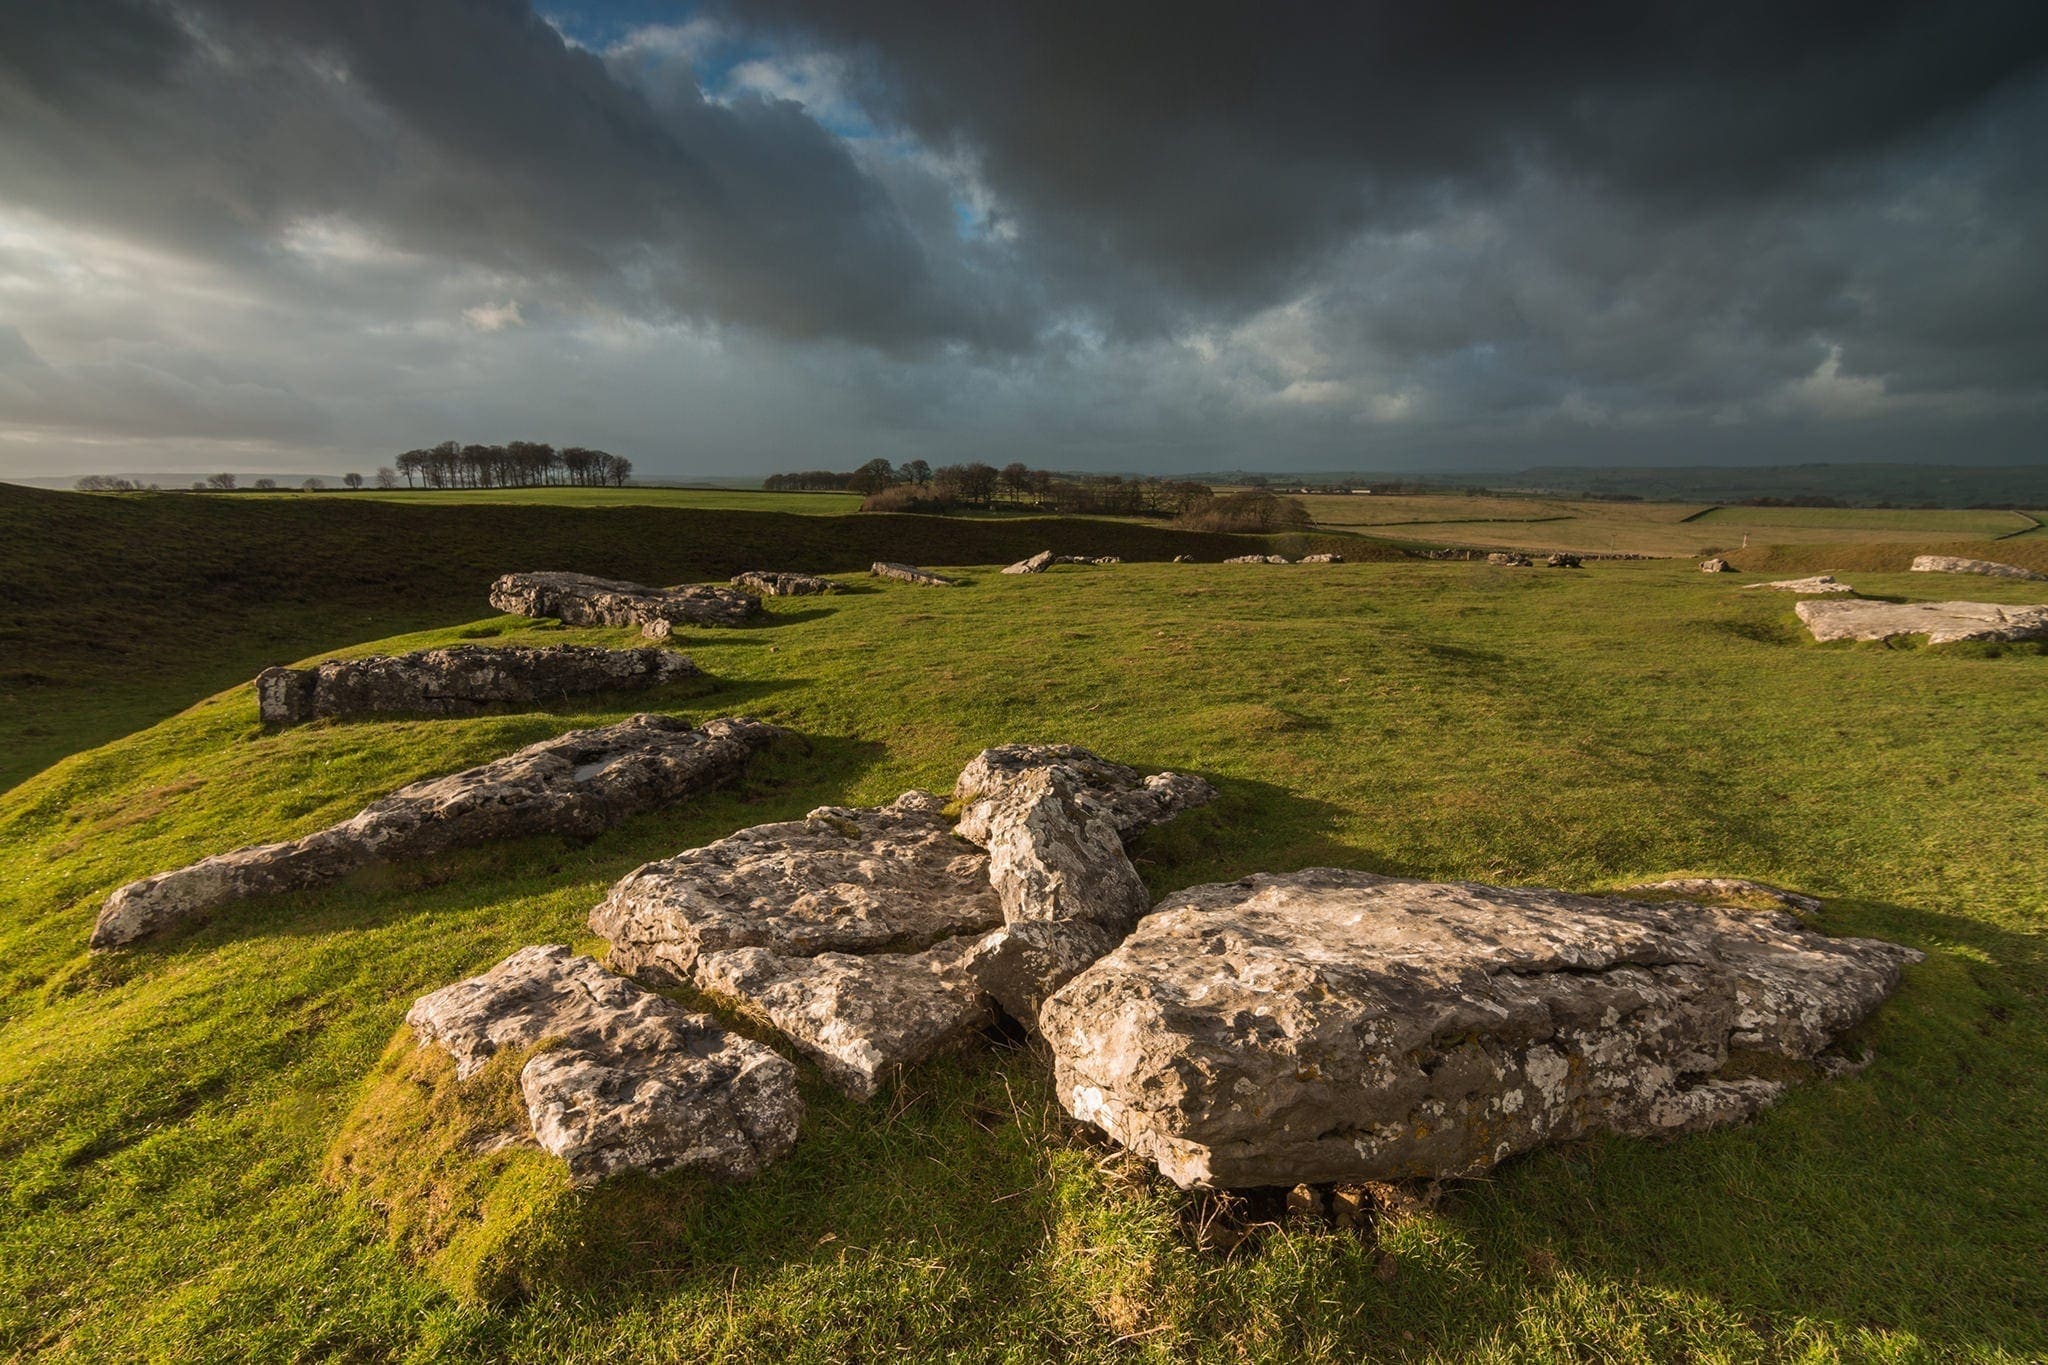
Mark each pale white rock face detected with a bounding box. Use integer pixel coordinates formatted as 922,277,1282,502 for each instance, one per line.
1001,550,1056,575
1700,558,1734,573
1224,554,1290,564
91,715,782,950
870,562,959,586
406,944,802,1186
1741,575,1853,594
1795,598,2048,644
979,766,1150,936
489,570,762,629
1041,869,1920,1189
1300,553,1344,563
1909,555,2046,581
730,571,846,596
951,744,1217,848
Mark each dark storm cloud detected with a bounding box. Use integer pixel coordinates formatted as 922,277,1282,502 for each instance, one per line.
0,0,1034,351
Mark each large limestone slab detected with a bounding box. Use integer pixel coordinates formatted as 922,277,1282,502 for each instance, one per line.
591,791,1002,984
1796,598,2048,644
256,644,700,726
1002,550,1056,575
489,571,761,630
952,744,1217,847
1742,575,1852,594
1910,555,2046,581
92,715,783,949
1042,869,1921,1189
694,939,991,1100
731,571,846,597
407,945,802,1185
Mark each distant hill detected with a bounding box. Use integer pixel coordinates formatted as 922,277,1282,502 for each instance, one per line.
1183,463,2048,507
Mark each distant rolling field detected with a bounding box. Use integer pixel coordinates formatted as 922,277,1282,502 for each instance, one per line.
319,486,866,514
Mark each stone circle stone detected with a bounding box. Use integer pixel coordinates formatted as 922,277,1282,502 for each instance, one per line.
490,571,761,629
1742,575,1852,594
1796,598,2048,644
255,644,700,726
731,571,846,596
1909,555,2046,581
870,562,959,586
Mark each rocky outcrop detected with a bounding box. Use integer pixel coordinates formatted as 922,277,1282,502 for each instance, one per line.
1742,575,1852,594
1700,558,1734,573
1796,599,2048,644
489,571,762,630
1910,555,2046,581
951,743,1218,847
1300,553,1344,564
406,945,802,1185
1487,552,1532,567
255,645,700,726
91,715,783,949
1225,554,1290,565
590,792,1002,1097
1002,551,1056,575
731,571,846,597
1546,554,1582,569
871,562,959,586
1042,869,1920,1188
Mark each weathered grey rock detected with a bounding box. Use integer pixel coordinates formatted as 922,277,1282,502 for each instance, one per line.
1225,554,1290,565
1172,554,1195,563
1910,555,2046,581
951,744,1217,847
1796,598,2048,644
1742,575,1852,594
963,916,1120,1027
1700,557,1734,573
1002,550,1056,575
1300,553,1344,564
870,561,959,586
694,938,991,1099
255,644,700,726
731,571,847,597
92,715,783,949
406,944,801,1185
1619,878,1823,915
1042,868,1920,1189
591,791,1002,985
979,766,1150,936
1487,552,1533,567
490,571,762,630
1092,556,1122,566
1546,553,1582,569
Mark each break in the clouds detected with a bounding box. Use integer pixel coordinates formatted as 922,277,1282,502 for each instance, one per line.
0,0,2044,479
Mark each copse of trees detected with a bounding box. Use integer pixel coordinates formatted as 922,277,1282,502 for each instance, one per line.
391,440,632,489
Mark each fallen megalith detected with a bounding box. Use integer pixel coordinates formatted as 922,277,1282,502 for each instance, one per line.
405,945,802,1185
1910,555,2046,581
1225,554,1290,565
1002,550,1056,575
1743,575,1852,594
1041,868,1920,1189
731,571,846,597
1300,553,1344,564
91,715,784,949
490,571,761,631
871,562,959,586
1487,552,1532,567
1546,553,1582,569
1700,558,1734,573
588,747,1216,1093
256,644,701,726
1795,598,2048,645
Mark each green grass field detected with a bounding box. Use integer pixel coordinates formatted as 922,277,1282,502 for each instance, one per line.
3,484,2046,1360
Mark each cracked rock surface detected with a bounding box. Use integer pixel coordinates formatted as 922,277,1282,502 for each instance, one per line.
1002,550,1056,575
953,743,1217,847
1742,575,1852,594
1796,598,2048,644
870,562,959,586
1041,868,1920,1189
1910,555,2046,581
255,644,700,725
490,571,762,629
407,944,802,1185
731,571,845,596
92,715,782,949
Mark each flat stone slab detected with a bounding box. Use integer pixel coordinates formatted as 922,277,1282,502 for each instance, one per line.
407,944,802,1185
871,562,959,586
92,715,783,949
256,644,700,726
695,939,991,1100
1225,554,1289,565
1796,598,2048,644
490,571,762,629
1619,877,1822,914
731,571,846,597
1002,550,1056,575
1910,555,2045,581
1300,553,1344,564
1042,868,1920,1189
1743,575,1852,594
953,744,1217,847
1487,552,1532,567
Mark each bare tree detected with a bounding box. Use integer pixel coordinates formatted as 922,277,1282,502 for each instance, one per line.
375,466,399,489
253,477,278,491
343,472,364,490
206,472,237,491
301,477,324,492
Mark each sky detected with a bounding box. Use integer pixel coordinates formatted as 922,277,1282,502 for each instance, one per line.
1,1,2044,481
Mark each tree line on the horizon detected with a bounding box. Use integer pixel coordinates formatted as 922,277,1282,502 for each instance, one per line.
393,441,632,489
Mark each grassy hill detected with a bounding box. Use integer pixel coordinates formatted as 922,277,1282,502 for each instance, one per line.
2,547,2044,1359
0,484,1376,792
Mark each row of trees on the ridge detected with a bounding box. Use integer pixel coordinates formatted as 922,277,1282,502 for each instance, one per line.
765,458,1219,518
392,441,632,489
78,471,401,493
